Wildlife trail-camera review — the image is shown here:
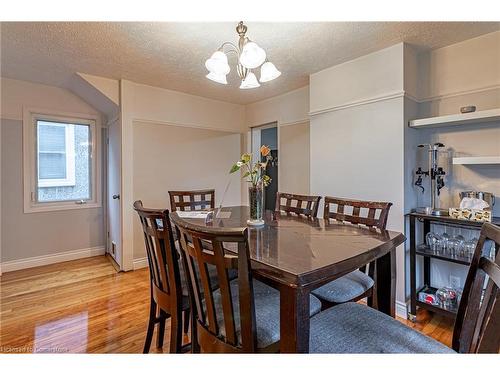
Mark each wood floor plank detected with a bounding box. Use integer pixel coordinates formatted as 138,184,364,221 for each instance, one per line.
0,255,453,353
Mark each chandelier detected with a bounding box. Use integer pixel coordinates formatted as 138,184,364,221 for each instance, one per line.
205,21,281,89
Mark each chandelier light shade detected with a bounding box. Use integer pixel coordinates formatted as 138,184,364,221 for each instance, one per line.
204,21,281,89
239,72,260,89
206,71,228,84
260,61,281,82
205,51,230,75
239,42,267,69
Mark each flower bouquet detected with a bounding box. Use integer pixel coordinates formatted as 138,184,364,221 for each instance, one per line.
230,145,272,226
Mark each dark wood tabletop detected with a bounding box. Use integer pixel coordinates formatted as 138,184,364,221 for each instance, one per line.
170,205,406,353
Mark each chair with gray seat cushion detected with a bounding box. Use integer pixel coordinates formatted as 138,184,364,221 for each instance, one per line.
133,200,189,354
312,270,374,304
175,220,321,353
212,279,321,349
151,210,237,334
310,222,500,353
312,197,392,308
310,302,454,353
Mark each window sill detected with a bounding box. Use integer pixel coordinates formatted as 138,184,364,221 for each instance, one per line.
24,201,102,214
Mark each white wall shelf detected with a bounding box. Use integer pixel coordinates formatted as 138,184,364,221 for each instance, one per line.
408,108,500,128
452,156,500,165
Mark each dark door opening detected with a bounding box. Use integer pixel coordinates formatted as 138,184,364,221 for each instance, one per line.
252,124,278,211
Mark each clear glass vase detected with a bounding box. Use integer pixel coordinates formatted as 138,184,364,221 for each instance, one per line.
247,182,264,226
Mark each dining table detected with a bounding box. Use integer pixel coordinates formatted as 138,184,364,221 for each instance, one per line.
170,205,406,353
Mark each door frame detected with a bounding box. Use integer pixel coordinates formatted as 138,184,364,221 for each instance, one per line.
250,122,279,206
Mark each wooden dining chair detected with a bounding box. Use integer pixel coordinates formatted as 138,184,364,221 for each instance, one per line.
310,222,500,353
275,192,322,218
168,189,215,212
323,196,392,229
133,201,190,353
312,197,393,309
174,221,322,353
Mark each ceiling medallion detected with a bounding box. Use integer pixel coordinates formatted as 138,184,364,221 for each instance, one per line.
205,21,281,89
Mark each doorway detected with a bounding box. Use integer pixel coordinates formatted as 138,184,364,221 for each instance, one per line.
106,118,122,270
251,123,278,211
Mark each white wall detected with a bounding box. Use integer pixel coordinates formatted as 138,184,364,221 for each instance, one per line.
132,82,245,132
0,78,105,268
417,31,500,106
310,44,407,315
245,86,309,128
120,80,245,270
279,122,310,195
132,121,241,259
310,44,404,115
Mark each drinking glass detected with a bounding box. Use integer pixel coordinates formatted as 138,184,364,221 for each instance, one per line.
454,235,465,257
463,240,476,260
434,235,444,254
426,232,438,252
441,232,450,253
447,238,461,257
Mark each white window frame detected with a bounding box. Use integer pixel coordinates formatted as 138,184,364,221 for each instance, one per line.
37,122,76,188
23,108,102,213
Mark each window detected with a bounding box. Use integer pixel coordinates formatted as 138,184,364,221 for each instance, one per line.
37,121,76,188
24,109,101,212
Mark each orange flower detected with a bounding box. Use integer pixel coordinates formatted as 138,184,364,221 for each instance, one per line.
260,145,270,157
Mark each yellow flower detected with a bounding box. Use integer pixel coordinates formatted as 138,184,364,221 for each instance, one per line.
260,145,270,157
241,153,251,163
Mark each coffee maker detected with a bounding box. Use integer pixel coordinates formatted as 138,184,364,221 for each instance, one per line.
414,143,448,216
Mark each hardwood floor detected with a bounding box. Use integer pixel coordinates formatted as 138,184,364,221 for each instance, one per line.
0,256,454,353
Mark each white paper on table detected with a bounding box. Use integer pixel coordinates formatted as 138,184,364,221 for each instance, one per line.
216,211,232,219
176,211,209,219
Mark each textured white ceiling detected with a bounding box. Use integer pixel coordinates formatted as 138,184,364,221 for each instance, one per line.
1,22,499,104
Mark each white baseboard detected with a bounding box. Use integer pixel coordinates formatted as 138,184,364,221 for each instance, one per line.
396,300,408,319
1,246,105,273
133,257,148,270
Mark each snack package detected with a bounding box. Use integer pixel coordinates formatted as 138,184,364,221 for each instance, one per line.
449,208,491,222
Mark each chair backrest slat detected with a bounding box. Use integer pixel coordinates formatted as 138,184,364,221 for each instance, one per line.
192,236,219,335
176,221,257,353
214,240,237,345
133,200,182,312
453,222,500,353
169,189,215,212
275,192,321,218
323,196,392,230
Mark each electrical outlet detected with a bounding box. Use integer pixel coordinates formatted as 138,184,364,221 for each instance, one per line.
450,275,461,289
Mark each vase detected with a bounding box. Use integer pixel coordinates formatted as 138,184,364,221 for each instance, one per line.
247,183,264,226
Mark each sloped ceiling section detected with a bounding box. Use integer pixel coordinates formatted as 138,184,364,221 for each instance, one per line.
69,73,120,122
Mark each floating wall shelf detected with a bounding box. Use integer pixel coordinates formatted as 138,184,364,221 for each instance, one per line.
452,156,500,165
408,108,500,128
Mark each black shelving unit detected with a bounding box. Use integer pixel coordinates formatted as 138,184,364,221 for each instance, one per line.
407,212,500,322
